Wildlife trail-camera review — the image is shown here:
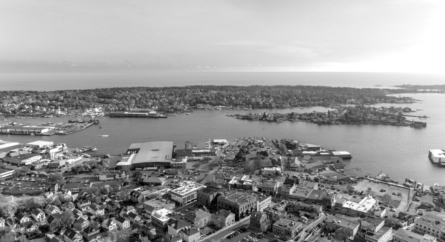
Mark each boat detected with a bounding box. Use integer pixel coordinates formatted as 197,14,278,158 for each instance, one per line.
108,111,167,118
429,149,445,164
99,135,109,138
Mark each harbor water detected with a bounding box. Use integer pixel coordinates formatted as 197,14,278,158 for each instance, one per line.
1,93,445,185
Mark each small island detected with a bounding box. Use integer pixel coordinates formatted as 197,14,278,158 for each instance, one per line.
228,105,428,128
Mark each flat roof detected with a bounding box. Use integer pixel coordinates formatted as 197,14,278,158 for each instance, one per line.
430,149,445,158
342,196,376,213
130,141,173,164
152,208,172,222
28,141,54,147
0,140,20,150
170,181,205,196
332,151,351,156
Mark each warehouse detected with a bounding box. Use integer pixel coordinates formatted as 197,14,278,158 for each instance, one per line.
117,141,174,169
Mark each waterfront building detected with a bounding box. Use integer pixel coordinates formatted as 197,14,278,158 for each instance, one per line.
394,229,437,242
3,153,42,166
414,212,445,242
171,156,187,169
341,196,378,216
169,181,205,206
0,126,50,135
217,191,257,220
272,218,302,240
116,141,174,169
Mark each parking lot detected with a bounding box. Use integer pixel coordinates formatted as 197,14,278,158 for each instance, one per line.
1,176,51,195
353,179,411,211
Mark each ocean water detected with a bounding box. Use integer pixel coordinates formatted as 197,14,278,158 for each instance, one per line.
0,71,444,90
1,72,445,185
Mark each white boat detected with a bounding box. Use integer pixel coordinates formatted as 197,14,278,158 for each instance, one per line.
429,149,445,164
99,135,109,137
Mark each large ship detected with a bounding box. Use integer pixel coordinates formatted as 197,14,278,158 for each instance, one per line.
108,111,167,118
429,149,445,165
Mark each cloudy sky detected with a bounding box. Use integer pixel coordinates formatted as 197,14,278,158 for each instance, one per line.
1,0,444,73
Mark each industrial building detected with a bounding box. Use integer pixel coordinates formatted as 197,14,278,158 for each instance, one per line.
116,141,174,169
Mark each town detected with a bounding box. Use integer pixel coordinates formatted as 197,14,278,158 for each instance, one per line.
0,137,442,242
0,86,415,117
228,105,428,128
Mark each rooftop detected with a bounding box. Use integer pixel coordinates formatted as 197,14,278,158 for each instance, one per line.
27,140,54,147
128,141,174,164
152,208,172,222
274,218,302,231
170,181,205,196
342,195,376,213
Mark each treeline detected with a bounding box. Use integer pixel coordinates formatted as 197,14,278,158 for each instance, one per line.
0,85,413,112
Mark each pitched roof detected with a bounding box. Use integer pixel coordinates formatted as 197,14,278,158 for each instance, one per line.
115,216,128,224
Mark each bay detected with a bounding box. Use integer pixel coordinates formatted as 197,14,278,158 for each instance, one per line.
1,93,445,185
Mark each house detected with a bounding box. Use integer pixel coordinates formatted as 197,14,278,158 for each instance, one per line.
127,212,141,223
77,200,92,211
168,219,191,236
81,226,101,242
183,209,211,228
64,228,84,242
115,216,131,230
46,205,62,215
102,218,118,232
74,217,90,231
179,228,200,242
88,203,105,216
21,221,38,234
250,211,271,232
31,209,46,223
212,209,235,229
73,209,88,220
16,214,31,224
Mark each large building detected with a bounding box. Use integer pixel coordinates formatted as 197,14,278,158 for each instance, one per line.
273,218,302,240
169,181,206,206
116,141,174,169
414,212,445,242
217,191,257,220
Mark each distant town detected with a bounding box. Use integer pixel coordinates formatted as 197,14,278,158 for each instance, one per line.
0,86,416,117
0,137,443,242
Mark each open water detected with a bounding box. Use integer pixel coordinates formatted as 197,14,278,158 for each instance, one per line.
0,72,445,185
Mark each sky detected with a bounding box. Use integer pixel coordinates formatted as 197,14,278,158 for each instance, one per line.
0,0,444,73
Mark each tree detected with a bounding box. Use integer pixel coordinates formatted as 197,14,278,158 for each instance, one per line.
0,232,15,242
49,219,62,232
381,194,392,204
48,173,64,185
61,210,75,227
0,203,17,219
